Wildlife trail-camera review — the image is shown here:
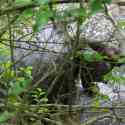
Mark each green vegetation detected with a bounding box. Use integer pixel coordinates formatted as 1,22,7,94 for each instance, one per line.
0,0,125,125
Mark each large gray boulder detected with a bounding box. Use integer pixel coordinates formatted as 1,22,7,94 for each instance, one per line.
15,11,125,66
80,13,116,44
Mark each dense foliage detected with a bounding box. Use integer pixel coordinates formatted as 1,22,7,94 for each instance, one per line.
0,0,125,125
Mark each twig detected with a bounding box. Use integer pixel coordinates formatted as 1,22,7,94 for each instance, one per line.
0,14,20,38
81,113,113,125
42,117,62,125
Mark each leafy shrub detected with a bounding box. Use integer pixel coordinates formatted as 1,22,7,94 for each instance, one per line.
0,61,48,124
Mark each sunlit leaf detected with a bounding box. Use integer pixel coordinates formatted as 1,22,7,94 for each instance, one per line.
0,111,16,123
81,50,105,62
8,79,31,96
33,6,53,31
94,100,100,107
94,52,104,61
117,56,125,64
82,50,95,62
19,9,34,19
118,21,125,29
15,0,31,5
35,0,50,5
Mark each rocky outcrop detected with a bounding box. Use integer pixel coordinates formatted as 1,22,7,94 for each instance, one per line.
80,13,116,44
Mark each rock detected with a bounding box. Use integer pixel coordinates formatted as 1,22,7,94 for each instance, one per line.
14,24,68,67
15,11,124,67
80,13,116,44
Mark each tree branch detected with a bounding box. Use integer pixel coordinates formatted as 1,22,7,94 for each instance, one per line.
0,0,85,16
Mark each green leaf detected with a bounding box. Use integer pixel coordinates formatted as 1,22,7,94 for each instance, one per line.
38,107,48,113
99,94,109,101
81,50,104,62
94,100,100,107
8,79,31,96
40,98,48,103
17,9,34,21
94,52,104,61
117,56,125,64
0,44,10,56
90,0,104,13
118,21,125,29
82,50,95,62
0,111,16,123
65,8,86,18
15,0,31,5
21,9,34,18
104,0,112,4
33,6,53,31
104,70,125,83
35,0,50,5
